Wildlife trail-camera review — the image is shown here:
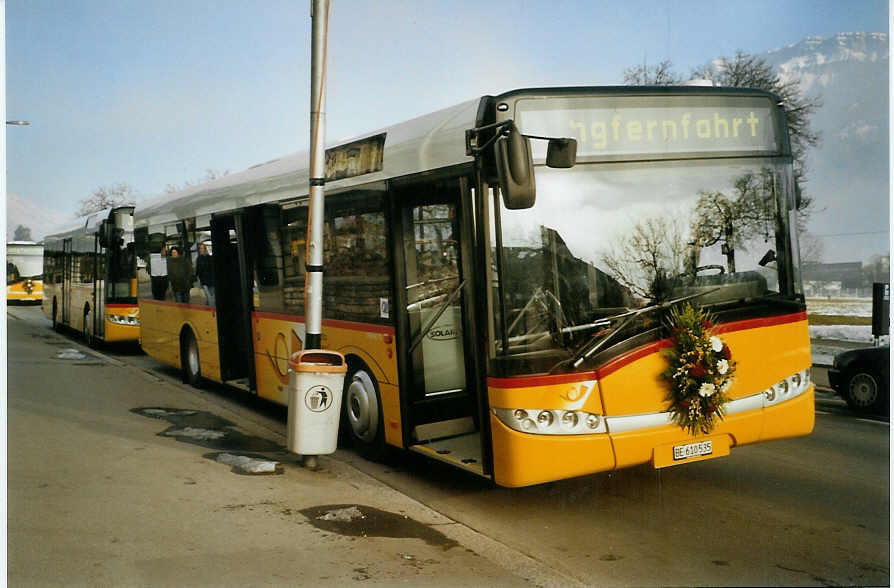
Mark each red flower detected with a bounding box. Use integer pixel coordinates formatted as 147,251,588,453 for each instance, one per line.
722,345,732,360
702,320,713,329
680,401,690,408
689,364,706,378
706,406,715,414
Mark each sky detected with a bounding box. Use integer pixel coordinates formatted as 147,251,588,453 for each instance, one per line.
4,0,890,222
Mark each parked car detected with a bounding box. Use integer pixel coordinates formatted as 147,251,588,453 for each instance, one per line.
828,345,890,414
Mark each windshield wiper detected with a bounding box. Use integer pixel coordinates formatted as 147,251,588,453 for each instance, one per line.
556,289,720,372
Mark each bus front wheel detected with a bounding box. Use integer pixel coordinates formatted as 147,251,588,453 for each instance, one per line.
181,330,202,387
343,367,386,461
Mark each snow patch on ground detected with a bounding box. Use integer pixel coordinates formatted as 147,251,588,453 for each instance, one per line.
317,506,365,522
143,408,197,417
56,349,87,360
809,325,884,343
162,427,227,441
215,453,280,474
806,298,872,317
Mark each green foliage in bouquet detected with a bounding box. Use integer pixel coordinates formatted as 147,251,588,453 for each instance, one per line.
661,303,736,436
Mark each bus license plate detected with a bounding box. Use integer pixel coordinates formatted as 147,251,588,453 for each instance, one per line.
673,440,713,461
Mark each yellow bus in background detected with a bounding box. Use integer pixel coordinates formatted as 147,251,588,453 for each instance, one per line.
134,86,814,487
42,206,140,344
7,241,44,304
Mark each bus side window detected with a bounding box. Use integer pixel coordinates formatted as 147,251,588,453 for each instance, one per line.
280,204,308,316
252,206,285,313
323,191,390,324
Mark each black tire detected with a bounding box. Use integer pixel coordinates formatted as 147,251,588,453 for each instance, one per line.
181,329,202,387
843,368,885,413
342,365,386,461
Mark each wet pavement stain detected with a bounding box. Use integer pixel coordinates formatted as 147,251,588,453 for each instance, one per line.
300,504,459,550
132,407,289,474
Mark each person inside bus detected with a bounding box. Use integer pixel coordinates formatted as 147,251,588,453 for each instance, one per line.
167,246,194,304
149,246,169,300
196,243,215,306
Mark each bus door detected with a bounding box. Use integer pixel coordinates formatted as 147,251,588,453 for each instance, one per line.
395,178,486,475
62,238,72,324
210,213,256,391
93,233,104,340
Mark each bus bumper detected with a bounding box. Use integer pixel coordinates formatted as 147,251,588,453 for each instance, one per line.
490,386,814,488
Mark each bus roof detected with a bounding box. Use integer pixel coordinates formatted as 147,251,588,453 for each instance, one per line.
135,97,481,228
43,205,135,243
130,85,785,228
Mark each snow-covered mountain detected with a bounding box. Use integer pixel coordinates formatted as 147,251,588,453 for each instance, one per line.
763,32,889,263
5,192,69,242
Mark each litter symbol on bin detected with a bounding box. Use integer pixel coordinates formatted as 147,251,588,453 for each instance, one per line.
305,385,333,412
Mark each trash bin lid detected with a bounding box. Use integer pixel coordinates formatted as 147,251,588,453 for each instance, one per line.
288,349,347,373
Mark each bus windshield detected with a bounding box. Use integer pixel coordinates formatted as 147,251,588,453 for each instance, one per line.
490,156,800,376
7,253,43,280
107,210,136,300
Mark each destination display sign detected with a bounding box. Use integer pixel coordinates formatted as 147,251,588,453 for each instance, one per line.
515,95,780,159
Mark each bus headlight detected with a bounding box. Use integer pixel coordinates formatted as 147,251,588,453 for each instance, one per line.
763,369,811,407
493,407,606,435
107,315,141,326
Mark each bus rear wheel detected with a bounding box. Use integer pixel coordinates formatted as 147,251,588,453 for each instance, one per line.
343,367,386,461
181,330,202,387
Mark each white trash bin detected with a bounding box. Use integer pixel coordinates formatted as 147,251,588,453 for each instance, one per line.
287,349,347,455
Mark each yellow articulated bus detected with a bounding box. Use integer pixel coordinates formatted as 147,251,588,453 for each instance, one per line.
7,241,44,304
42,206,140,344
134,86,814,487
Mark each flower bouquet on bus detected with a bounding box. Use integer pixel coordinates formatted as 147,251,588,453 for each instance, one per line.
661,303,736,436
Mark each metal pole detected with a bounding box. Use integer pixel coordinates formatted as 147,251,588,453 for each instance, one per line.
305,0,329,350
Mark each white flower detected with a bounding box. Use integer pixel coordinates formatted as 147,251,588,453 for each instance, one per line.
699,382,716,397
710,336,723,353
721,379,732,393
717,359,729,375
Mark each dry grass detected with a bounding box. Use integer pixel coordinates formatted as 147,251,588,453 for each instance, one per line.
807,314,872,326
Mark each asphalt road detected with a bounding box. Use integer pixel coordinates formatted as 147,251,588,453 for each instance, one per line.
7,306,890,586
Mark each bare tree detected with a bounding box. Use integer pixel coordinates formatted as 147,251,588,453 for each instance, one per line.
623,51,822,215
622,60,682,85
798,232,825,266
77,183,137,217
602,216,689,301
13,225,32,241
689,169,779,274
690,51,822,212
164,168,230,194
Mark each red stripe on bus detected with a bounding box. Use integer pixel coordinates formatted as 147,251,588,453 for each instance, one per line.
489,311,807,388
713,311,807,334
251,311,395,335
488,371,598,389
595,311,806,378
106,303,138,309
138,298,215,310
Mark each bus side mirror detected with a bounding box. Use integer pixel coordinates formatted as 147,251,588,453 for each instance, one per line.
546,138,577,168
98,220,110,248
495,122,536,210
